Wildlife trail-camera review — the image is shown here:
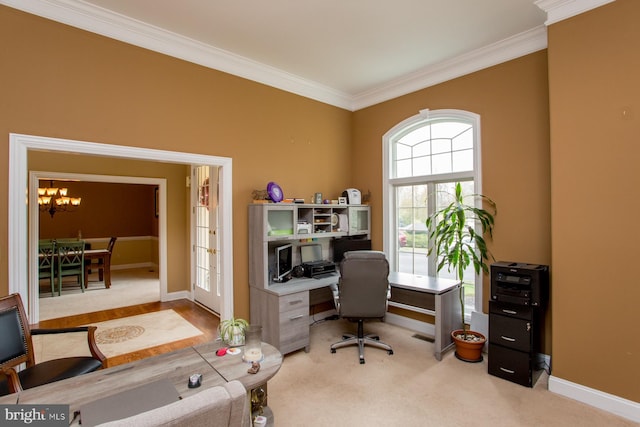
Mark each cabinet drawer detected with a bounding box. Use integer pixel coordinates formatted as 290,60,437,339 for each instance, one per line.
489,302,532,320
488,344,533,387
489,314,531,352
278,306,309,354
279,292,308,312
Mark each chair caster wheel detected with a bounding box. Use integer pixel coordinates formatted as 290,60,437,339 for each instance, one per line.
359,359,365,364
388,350,394,355
330,349,336,353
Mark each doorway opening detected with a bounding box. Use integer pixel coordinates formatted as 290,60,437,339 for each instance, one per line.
9,133,234,323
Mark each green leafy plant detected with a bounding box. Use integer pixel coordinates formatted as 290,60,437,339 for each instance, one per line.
218,317,249,346
426,182,496,340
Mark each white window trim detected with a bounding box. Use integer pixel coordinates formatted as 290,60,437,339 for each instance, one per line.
382,109,484,315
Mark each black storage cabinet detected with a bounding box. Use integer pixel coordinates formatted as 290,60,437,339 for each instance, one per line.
488,262,549,387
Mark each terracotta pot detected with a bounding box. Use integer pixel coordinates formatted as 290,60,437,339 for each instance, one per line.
451,329,486,363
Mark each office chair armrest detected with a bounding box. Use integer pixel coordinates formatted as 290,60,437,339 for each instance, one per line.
31,326,107,368
1,367,23,394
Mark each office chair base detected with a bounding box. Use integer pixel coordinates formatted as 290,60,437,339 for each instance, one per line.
330,322,393,364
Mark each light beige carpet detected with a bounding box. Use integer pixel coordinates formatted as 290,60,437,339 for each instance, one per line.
33,310,204,362
268,319,636,427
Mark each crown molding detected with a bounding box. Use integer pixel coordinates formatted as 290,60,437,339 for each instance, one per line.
1,0,354,109
3,0,548,111
535,0,616,25
351,26,547,111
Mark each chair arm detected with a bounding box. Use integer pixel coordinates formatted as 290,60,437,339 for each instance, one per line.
86,326,107,367
1,367,23,394
31,326,107,368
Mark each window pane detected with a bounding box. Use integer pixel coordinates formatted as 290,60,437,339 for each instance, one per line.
432,121,470,139
399,126,430,147
452,149,473,172
396,159,411,178
452,127,473,150
432,153,452,174
413,141,430,157
396,184,430,276
412,156,430,176
431,138,451,155
396,143,411,160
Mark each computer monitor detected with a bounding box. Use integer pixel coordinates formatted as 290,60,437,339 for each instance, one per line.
274,243,293,282
300,244,322,264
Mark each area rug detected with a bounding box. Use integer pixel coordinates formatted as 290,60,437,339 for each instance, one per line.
33,310,204,362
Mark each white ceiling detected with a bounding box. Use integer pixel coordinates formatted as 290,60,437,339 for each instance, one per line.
2,0,613,110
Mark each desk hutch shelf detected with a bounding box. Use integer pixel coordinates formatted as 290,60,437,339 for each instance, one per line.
248,203,370,354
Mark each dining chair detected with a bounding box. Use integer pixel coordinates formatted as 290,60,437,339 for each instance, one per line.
57,240,85,295
84,237,117,285
38,240,56,296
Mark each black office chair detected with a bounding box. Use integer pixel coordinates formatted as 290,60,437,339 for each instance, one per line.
0,293,106,396
330,251,393,364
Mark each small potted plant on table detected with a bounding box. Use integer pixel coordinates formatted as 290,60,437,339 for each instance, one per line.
427,182,496,362
218,317,249,347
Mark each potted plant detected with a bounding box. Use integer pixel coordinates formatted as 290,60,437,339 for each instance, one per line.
426,182,496,362
218,317,249,347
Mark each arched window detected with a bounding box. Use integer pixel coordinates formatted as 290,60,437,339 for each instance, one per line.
383,109,482,317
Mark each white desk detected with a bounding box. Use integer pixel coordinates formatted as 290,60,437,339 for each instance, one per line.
387,272,462,360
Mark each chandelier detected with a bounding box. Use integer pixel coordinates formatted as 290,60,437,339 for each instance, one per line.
38,181,81,218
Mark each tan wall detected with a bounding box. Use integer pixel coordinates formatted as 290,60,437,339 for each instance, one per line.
352,51,552,350
547,0,639,402
0,6,353,314
36,179,157,239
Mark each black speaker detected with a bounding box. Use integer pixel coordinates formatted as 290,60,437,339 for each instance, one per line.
292,265,304,278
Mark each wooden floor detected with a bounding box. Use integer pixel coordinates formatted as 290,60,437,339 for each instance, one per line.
34,299,220,368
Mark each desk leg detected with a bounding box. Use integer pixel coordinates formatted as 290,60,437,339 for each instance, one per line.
434,284,462,360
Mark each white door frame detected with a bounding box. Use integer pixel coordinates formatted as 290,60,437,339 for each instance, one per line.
9,133,234,323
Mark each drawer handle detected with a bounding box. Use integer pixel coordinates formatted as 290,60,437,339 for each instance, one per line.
289,314,304,321
288,300,303,305
500,367,515,374
500,335,516,342
502,309,517,315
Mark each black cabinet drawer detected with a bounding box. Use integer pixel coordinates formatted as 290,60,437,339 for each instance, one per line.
489,314,532,352
488,344,533,387
489,301,532,320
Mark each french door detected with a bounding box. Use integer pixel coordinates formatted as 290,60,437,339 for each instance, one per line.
192,165,221,313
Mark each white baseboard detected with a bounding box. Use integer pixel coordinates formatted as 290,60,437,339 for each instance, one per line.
549,375,640,423
164,290,190,302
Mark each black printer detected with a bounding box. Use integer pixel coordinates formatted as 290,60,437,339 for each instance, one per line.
490,261,549,307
